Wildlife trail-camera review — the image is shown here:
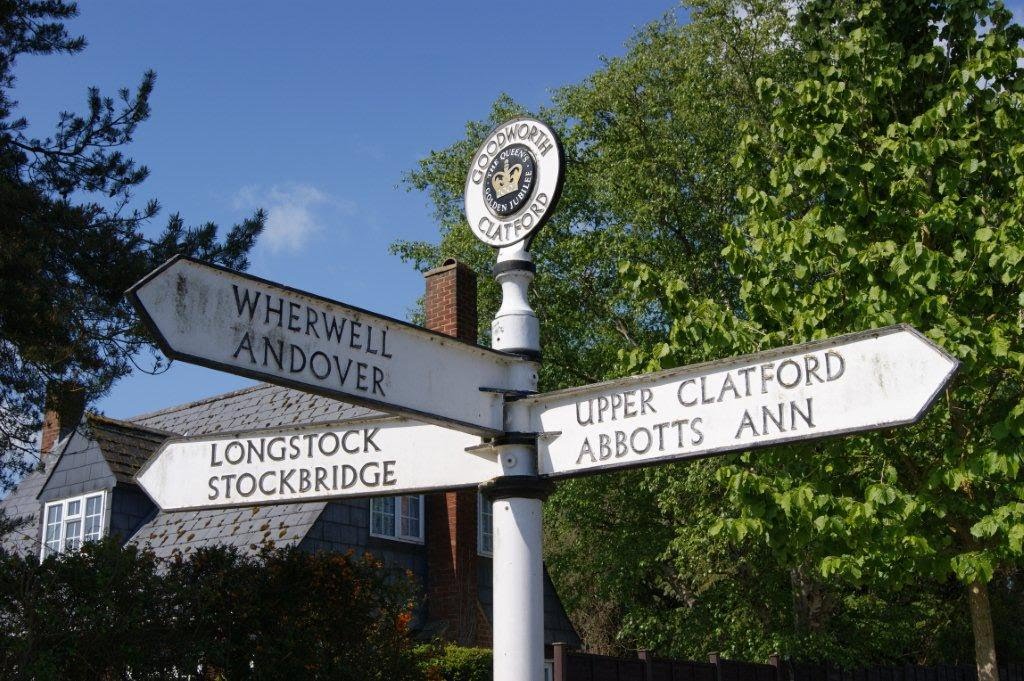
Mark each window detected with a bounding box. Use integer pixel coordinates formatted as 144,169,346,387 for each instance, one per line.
478,493,493,556
41,493,105,560
369,495,424,543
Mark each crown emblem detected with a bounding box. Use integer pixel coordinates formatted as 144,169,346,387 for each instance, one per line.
490,159,523,199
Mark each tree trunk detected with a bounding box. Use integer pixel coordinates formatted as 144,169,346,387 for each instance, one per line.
968,579,999,681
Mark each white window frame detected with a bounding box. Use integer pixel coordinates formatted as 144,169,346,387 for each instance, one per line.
41,492,106,560
369,495,424,544
478,492,493,557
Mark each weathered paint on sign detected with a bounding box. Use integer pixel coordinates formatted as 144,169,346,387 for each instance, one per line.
527,325,958,479
135,417,496,511
128,256,520,436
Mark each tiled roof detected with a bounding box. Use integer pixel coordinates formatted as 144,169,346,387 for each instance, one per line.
127,383,370,558
85,414,170,484
130,383,381,436
131,501,325,560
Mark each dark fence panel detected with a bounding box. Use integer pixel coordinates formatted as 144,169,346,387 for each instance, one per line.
551,646,1024,681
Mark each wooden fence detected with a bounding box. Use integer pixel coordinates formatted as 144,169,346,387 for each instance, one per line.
548,645,1024,681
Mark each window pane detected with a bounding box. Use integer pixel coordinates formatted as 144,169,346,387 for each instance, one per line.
400,496,420,539
84,495,103,542
480,495,493,555
370,497,395,537
66,499,81,517
64,519,82,551
44,505,63,557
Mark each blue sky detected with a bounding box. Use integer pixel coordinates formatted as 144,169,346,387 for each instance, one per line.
13,1,680,419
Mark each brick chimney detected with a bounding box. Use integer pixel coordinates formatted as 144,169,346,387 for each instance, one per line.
40,381,87,458
423,259,487,645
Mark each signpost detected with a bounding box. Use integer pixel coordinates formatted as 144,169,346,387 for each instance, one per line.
129,116,959,681
135,417,493,511
128,256,520,436
529,325,958,479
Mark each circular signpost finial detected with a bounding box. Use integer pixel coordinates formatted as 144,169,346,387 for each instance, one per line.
464,117,564,249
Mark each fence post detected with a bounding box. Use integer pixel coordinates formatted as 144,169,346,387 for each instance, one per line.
771,653,783,681
710,652,722,681
553,642,568,681
638,649,655,681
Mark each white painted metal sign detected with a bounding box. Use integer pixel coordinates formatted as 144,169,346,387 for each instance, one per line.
528,325,958,479
464,117,565,248
135,418,495,511
128,256,519,436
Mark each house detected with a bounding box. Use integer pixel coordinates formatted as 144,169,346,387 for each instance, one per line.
0,259,580,652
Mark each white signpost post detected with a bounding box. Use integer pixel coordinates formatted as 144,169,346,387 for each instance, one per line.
129,116,959,681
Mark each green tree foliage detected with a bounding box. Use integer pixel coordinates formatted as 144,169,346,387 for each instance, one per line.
415,643,492,681
623,0,1024,672
0,1,265,488
401,0,1024,665
0,540,419,680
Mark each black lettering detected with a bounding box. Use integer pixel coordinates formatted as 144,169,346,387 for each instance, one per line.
210,443,221,467
309,351,331,379
334,356,354,385
762,403,786,433
623,391,636,418
576,400,594,426
279,469,296,493
372,366,385,396
224,441,244,465
246,439,265,464
289,344,307,372
364,428,381,452
315,467,329,491
576,438,596,464
382,460,397,486
356,362,368,391
360,461,381,486
805,354,823,384
232,285,260,319
630,427,652,454
221,474,236,499
263,338,284,370
265,296,284,327
237,473,256,497
691,417,704,445
288,302,302,332
791,398,815,429
760,363,775,394
700,377,716,404
640,388,656,415
323,312,347,343
365,326,378,354
267,438,286,461
305,307,320,338
736,410,759,438
207,477,219,500
350,321,363,349
319,432,340,456
738,367,756,396
341,465,357,488
678,379,698,407
259,471,276,495
718,373,742,401
825,351,846,381
341,430,360,454
232,332,256,364
299,468,311,492
777,359,802,389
